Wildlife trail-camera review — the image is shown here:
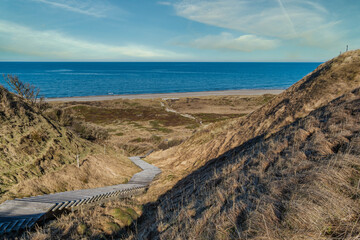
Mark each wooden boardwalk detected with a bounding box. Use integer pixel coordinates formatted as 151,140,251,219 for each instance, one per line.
0,156,161,235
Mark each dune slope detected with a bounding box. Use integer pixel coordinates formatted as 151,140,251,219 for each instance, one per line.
138,86,360,239
0,86,137,202
147,50,360,195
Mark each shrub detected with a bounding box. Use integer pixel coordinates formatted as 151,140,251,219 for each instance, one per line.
2,74,50,112
45,108,74,126
71,121,109,141
3,74,40,105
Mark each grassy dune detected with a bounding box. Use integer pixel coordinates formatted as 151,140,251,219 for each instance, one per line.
144,50,360,201
136,87,360,239
11,50,360,239
0,86,138,203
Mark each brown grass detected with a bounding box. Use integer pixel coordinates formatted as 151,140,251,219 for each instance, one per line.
134,87,360,239
13,51,360,239
34,88,360,239
145,50,360,201
0,86,94,202
22,198,143,239
162,94,275,113
0,86,141,203
51,94,265,157
2,147,139,200
10,91,276,238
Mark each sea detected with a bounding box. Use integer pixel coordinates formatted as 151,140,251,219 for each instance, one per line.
0,62,321,98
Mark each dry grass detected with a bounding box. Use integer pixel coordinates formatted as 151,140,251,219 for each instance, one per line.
22,198,143,239
51,94,265,157
134,87,360,239
163,94,275,114
0,86,140,203
10,51,360,239
8,91,276,238
26,91,360,239
2,147,139,200
145,50,360,202
0,86,93,202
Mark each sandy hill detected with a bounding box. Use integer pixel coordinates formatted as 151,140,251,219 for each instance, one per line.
0,86,136,202
19,51,360,239
137,83,360,239
146,50,360,196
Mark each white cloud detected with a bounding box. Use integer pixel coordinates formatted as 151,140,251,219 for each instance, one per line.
174,0,342,48
157,1,172,6
33,0,112,18
191,33,279,52
0,20,181,60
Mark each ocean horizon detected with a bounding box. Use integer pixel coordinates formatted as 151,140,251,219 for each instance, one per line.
0,62,321,98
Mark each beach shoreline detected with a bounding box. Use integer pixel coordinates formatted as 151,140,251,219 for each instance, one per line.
46,89,284,102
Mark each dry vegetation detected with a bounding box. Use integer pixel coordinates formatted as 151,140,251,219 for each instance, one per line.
50,94,271,157
23,50,360,239
24,198,143,239
0,85,138,203
12,87,273,239
145,50,360,201
135,87,360,239
5,50,360,239
0,74,272,238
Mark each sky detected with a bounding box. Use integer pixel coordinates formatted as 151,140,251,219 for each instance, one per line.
0,0,359,62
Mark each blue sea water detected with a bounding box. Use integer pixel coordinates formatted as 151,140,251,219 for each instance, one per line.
0,62,321,98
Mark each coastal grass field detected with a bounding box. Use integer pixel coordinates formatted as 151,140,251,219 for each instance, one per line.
49,92,277,157
12,91,276,239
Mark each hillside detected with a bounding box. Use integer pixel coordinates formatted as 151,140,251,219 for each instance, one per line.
136,86,360,239
0,86,137,203
22,51,360,239
146,50,360,199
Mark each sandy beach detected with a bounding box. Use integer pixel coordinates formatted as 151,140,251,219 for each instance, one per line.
46,89,284,102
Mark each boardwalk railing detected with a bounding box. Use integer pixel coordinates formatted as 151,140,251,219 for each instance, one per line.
0,156,160,235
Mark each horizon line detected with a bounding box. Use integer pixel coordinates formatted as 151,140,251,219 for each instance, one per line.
0,60,324,63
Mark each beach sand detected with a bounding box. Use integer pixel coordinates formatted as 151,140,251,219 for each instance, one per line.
46,89,284,102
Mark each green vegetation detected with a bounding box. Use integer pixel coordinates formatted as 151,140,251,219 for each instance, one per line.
109,207,139,227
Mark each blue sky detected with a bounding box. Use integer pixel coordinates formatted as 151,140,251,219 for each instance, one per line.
0,0,359,61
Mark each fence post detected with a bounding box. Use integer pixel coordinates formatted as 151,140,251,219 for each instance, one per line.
76,154,80,168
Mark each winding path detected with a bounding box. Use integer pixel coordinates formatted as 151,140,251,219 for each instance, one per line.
0,156,161,235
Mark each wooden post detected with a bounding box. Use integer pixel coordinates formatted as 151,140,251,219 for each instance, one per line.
75,143,79,168
76,154,80,168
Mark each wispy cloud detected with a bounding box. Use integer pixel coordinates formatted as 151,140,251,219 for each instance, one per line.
173,0,342,48
276,0,297,37
0,20,182,60
190,33,279,52
33,0,111,18
157,1,172,6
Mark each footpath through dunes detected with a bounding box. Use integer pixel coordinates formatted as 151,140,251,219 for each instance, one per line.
0,156,161,235
147,50,360,193
136,87,360,239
